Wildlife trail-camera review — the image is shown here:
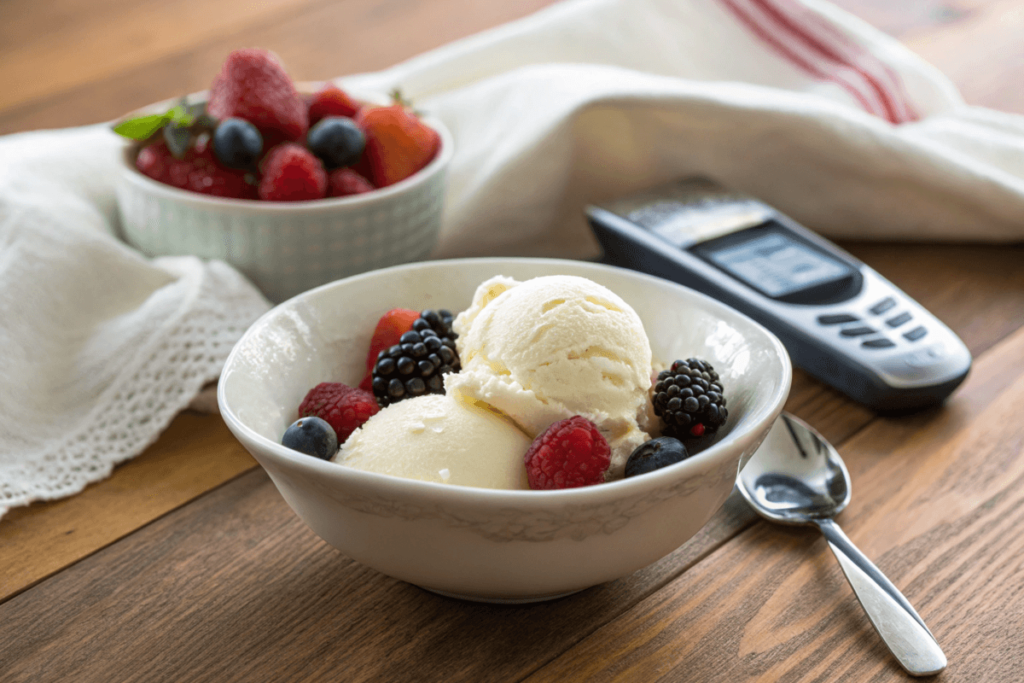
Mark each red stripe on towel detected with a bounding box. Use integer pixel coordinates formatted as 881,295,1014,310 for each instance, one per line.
753,0,916,123
769,0,919,122
718,0,880,116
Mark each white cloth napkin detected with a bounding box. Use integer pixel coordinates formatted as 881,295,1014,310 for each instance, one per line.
5,0,1024,518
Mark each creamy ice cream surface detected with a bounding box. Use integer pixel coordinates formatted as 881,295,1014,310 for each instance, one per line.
335,393,531,490
447,275,654,478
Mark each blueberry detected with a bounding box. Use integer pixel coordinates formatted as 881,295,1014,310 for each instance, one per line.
306,117,365,169
213,118,263,169
281,417,338,460
624,437,690,478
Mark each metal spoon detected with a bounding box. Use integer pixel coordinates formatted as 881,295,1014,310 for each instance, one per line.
737,412,946,676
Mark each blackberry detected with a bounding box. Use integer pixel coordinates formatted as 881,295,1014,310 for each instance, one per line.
370,309,461,407
652,358,728,440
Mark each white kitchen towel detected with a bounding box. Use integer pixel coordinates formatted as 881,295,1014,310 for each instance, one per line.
339,0,1024,258
4,0,1024,518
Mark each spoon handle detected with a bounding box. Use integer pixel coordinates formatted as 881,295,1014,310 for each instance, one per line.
815,518,946,677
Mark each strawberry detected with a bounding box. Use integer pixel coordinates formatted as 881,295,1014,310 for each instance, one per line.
308,83,362,126
258,143,327,201
354,103,440,187
207,48,308,144
328,168,375,197
358,308,420,390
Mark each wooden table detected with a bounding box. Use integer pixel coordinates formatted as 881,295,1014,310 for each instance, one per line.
3,1,1024,680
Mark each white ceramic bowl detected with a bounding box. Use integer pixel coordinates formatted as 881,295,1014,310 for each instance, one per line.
218,258,791,602
115,87,453,303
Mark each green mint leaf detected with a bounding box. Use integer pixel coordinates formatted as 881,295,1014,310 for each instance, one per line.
112,113,171,140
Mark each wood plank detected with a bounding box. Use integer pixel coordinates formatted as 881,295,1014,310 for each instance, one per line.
7,0,1024,135
0,0,316,114
0,412,255,603
522,311,1024,682
0,0,559,135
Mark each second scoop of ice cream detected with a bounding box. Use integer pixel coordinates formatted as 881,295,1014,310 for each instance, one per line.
335,393,531,489
447,274,654,478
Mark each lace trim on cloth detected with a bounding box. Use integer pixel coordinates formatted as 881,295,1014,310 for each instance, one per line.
0,260,270,519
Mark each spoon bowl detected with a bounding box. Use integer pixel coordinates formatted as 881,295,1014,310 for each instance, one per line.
738,413,850,524
737,412,946,677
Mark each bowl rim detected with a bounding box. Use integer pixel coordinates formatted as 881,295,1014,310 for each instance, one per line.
217,257,792,507
116,83,454,211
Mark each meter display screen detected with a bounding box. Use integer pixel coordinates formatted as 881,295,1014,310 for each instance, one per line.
692,223,854,299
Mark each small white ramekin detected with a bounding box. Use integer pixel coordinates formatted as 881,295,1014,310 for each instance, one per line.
115,90,453,303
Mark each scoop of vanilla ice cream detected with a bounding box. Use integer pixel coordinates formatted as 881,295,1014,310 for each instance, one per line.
335,393,531,489
447,275,654,479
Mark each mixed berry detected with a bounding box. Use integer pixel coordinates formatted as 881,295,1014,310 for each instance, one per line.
280,305,728,488
281,416,338,460
114,48,440,201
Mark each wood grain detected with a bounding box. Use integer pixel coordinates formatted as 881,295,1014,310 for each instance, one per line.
0,413,255,602
0,0,559,136
524,321,1024,683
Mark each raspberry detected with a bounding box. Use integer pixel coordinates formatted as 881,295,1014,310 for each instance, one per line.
329,168,374,197
135,141,175,183
524,416,611,490
135,139,255,199
298,382,379,443
185,137,257,198
259,143,327,201
308,83,361,126
207,48,308,143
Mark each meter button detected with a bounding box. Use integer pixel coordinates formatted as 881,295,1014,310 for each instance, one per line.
863,338,896,349
840,326,876,337
818,314,859,325
869,297,896,315
886,312,912,328
903,326,928,341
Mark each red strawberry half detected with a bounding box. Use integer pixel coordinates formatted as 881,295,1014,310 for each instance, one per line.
207,48,308,144
358,308,420,390
355,104,440,187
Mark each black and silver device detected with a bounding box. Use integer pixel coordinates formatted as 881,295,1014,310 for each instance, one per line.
586,178,971,411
